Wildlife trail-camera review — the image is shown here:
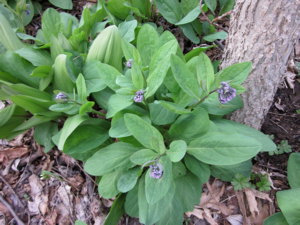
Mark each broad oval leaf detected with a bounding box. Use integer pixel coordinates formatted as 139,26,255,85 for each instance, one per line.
277,188,300,225
167,140,187,162
175,6,201,25
287,153,300,189
84,142,138,176
170,54,201,100
124,113,166,153
130,149,158,165
145,40,178,98
187,133,261,165
117,167,140,193
145,156,173,204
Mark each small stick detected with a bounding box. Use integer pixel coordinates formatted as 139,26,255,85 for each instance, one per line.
0,194,25,225
0,175,25,208
212,10,232,23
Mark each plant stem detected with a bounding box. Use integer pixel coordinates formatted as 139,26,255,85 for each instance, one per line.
188,89,219,109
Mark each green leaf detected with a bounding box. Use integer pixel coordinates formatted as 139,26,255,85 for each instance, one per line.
41,8,62,40
184,155,210,184
215,62,252,85
0,13,25,51
211,160,252,182
157,100,191,114
49,103,80,115
30,65,52,78
34,122,58,152
10,95,54,114
219,0,235,15
197,53,215,92
125,184,139,218
106,94,133,118
0,51,39,87
204,0,217,12
118,20,138,42
130,149,158,165
175,6,201,25
203,31,227,42
179,24,200,44
84,142,138,176
145,40,178,98
170,54,201,100
14,115,55,132
188,133,261,165
138,174,175,225
15,47,52,66
145,156,173,204
155,0,182,24
76,74,87,103
149,102,177,125
83,60,121,93
212,119,276,152
124,113,166,154
263,212,289,225
98,170,121,199
167,140,187,162
49,0,73,9
63,122,109,156
288,153,300,189
168,108,210,143
103,194,125,225
0,104,15,127
131,62,144,90
117,167,140,193
57,114,87,150
137,24,159,66
79,101,94,115
277,188,300,225
74,220,88,225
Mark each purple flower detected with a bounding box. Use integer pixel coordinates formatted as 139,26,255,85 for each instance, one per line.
125,59,133,68
55,92,68,101
133,90,144,103
149,163,163,179
217,82,236,104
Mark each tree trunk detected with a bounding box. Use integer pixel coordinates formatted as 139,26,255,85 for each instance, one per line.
221,0,300,130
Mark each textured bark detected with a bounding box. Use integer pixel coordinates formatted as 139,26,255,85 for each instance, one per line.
221,0,300,129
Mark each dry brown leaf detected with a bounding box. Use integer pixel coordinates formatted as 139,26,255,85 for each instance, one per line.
28,175,48,215
226,214,243,225
0,147,29,163
284,71,296,89
244,189,259,217
186,208,204,219
203,208,218,225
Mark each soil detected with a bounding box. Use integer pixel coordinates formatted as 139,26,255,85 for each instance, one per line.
1,1,300,225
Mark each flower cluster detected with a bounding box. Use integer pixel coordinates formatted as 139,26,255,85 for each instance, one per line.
55,92,68,101
149,163,164,179
133,90,144,103
217,82,236,104
125,59,133,68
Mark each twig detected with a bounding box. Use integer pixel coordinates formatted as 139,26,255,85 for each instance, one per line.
0,175,25,208
212,10,232,23
0,194,25,225
269,119,289,133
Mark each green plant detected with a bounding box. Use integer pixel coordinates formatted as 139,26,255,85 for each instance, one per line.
0,5,276,225
269,139,292,156
0,0,73,33
231,173,271,191
263,153,300,225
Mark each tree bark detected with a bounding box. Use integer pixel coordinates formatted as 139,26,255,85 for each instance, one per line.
221,0,300,130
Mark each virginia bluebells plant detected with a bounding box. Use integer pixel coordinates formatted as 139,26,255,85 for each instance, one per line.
217,82,236,104
149,163,164,179
134,90,144,103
